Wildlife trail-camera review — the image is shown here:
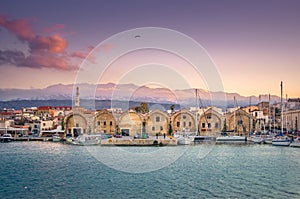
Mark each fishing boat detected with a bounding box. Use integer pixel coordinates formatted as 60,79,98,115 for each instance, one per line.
290,137,300,147
66,134,101,146
0,133,13,142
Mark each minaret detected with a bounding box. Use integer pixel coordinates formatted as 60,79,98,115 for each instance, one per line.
75,86,80,107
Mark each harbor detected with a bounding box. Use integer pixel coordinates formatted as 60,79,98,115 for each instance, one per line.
1,141,299,198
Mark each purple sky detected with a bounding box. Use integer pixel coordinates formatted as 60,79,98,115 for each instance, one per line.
0,0,299,97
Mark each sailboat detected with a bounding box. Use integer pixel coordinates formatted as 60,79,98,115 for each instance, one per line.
272,81,290,146
192,89,216,144
216,96,247,144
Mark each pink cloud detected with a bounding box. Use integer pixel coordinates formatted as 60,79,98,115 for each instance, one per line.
31,34,68,53
0,15,87,70
0,15,35,41
70,51,87,59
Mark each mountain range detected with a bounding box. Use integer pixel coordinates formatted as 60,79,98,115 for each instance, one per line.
0,83,280,110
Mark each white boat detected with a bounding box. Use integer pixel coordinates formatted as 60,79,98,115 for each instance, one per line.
216,135,246,144
52,134,61,142
193,136,215,144
66,134,101,146
251,136,264,144
272,136,290,146
290,137,300,147
262,135,274,144
0,133,13,142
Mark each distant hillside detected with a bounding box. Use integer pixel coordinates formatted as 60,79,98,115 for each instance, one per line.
0,83,281,110
0,99,182,111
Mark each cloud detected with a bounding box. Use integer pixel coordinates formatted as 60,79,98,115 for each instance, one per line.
0,15,35,41
0,15,87,70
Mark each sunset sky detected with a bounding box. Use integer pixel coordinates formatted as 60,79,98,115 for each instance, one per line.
0,0,299,98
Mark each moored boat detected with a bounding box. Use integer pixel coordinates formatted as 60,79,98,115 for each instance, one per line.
66,134,102,146
193,136,215,143
216,135,247,144
52,134,61,142
272,136,290,146
251,136,264,144
290,137,300,147
0,133,13,142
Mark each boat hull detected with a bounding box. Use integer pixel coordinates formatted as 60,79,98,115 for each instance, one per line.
272,140,290,146
216,136,246,144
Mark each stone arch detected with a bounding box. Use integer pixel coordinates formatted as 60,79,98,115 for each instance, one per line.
118,111,143,136
94,110,117,134
147,109,170,136
227,109,251,136
172,109,196,133
64,113,88,137
199,108,222,136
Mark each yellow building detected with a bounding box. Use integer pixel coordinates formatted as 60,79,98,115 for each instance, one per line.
64,113,88,137
226,108,252,135
172,109,196,133
199,107,223,136
118,110,143,136
146,109,170,136
94,110,116,134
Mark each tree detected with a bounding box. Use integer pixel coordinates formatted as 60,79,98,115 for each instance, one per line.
140,102,149,114
170,104,175,113
222,118,227,132
168,121,173,135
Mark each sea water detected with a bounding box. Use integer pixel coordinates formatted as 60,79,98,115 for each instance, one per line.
0,142,300,198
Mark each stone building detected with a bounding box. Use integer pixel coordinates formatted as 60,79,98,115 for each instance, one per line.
199,107,223,136
118,110,143,136
147,109,170,136
283,108,300,132
226,108,252,135
94,110,116,134
172,109,196,133
64,113,88,137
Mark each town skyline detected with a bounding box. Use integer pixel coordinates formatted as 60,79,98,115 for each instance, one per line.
1,0,300,98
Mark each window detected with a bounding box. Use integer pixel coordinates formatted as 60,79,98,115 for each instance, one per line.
156,116,160,122
110,121,113,126
104,121,107,126
97,121,100,126
206,115,212,119
189,122,192,127
76,123,79,127
183,115,186,119
160,126,163,130
152,126,155,131
177,121,180,127
215,123,219,128
43,123,46,126
238,120,243,125
202,123,205,128
208,123,211,129
183,122,186,127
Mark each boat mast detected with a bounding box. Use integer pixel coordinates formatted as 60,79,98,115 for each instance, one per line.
234,96,236,134
281,81,283,134
195,89,198,136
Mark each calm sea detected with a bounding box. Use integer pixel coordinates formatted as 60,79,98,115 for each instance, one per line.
0,142,300,198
